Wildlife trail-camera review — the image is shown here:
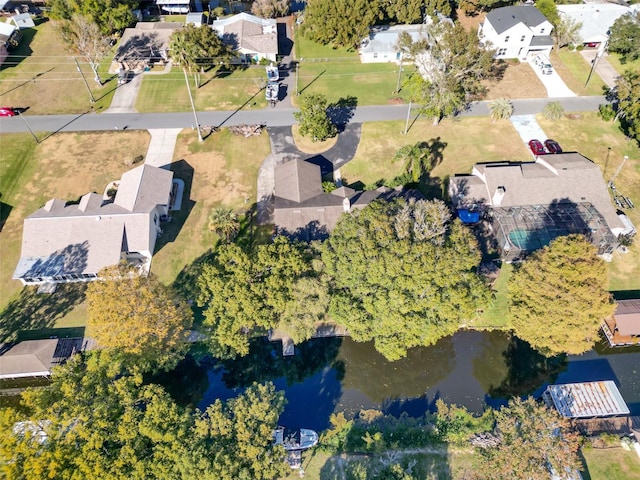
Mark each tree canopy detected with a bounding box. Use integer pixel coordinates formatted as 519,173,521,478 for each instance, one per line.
322,198,490,361
293,93,337,142
86,264,193,372
407,23,496,124
251,0,290,18
197,237,317,358
301,0,382,49
608,11,640,64
476,397,580,480
508,234,614,356
1,352,287,480
611,69,640,144
49,0,137,36
59,14,112,85
169,24,232,87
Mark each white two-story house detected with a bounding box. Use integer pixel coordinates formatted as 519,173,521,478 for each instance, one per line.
478,6,553,60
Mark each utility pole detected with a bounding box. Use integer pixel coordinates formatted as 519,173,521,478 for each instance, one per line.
403,100,412,135
18,111,39,144
183,68,203,142
74,56,95,103
395,52,403,94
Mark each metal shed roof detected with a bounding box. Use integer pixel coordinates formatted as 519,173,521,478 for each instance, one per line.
545,381,630,418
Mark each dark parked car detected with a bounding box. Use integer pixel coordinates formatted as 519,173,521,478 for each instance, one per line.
544,139,563,154
0,107,16,117
528,139,546,156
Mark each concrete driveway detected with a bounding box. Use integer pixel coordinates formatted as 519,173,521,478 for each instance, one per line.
527,57,576,98
510,114,548,158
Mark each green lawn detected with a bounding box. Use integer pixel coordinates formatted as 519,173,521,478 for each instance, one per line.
537,112,640,292
606,53,640,77
150,128,272,287
294,28,359,61
552,49,607,97
296,62,412,105
136,66,268,112
341,117,531,189
582,446,640,480
474,263,512,328
0,20,117,115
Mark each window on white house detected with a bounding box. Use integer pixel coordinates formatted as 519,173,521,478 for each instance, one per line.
521,35,525,42
541,28,545,34
505,36,510,42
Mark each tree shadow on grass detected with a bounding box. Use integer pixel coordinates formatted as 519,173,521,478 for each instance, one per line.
0,283,87,344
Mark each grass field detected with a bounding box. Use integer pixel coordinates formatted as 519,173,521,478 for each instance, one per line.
606,53,640,77
150,128,271,286
537,112,640,292
552,49,607,97
0,131,150,342
294,29,359,61
0,20,117,114
581,446,640,480
341,117,532,189
136,66,269,112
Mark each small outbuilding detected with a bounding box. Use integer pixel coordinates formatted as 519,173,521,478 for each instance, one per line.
543,381,630,419
9,12,35,29
602,299,640,347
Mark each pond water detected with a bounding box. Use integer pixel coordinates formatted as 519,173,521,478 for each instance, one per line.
182,330,640,432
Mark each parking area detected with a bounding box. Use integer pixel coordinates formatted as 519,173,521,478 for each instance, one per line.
527,55,576,98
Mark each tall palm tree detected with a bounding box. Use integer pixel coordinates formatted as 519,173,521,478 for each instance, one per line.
209,207,240,242
169,31,203,141
489,98,514,122
394,142,435,183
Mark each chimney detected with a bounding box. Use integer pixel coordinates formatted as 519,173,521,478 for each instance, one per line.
492,186,506,206
343,197,351,212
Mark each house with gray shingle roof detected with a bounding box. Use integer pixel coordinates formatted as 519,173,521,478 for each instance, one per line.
274,159,419,241
13,164,173,286
479,6,553,60
449,153,627,261
211,12,278,62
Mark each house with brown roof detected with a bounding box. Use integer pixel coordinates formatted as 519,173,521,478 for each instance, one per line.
274,159,415,240
211,12,278,62
602,299,640,347
13,164,173,285
448,153,629,261
0,338,91,379
113,22,180,71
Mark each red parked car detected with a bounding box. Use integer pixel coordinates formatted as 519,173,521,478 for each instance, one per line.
528,139,546,156
0,107,16,117
544,139,563,154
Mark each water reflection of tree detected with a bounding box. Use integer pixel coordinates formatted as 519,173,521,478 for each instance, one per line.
337,337,456,403
218,337,344,389
149,354,211,408
488,336,567,398
472,331,511,393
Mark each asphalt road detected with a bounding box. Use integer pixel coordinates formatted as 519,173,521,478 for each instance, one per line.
0,96,606,134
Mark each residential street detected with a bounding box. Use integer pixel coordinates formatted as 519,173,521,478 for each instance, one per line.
0,95,607,134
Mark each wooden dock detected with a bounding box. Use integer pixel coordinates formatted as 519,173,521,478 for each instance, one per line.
268,323,350,356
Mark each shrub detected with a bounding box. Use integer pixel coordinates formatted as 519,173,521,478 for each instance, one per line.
599,104,616,121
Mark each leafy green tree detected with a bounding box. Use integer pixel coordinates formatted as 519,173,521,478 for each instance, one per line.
508,234,614,356
408,23,496,125
208,207,240,242
301,0,381,49
542,101,564,120
86,264,192,372
608,11,640,64
476,397,580,480
197,237,315,358
294,93,337,142
393,140,444,183
610,70,640,144
169,24,232,88
322,199,490,361
251,0,290,18
424,0,452,19
49,0,137,36
536,0,560,27
2,352,287,480
278,276,330,343
488,98,514,122
553,16,582,51
383,0,425,24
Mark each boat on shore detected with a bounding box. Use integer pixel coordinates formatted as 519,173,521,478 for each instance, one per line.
273,426,319,451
